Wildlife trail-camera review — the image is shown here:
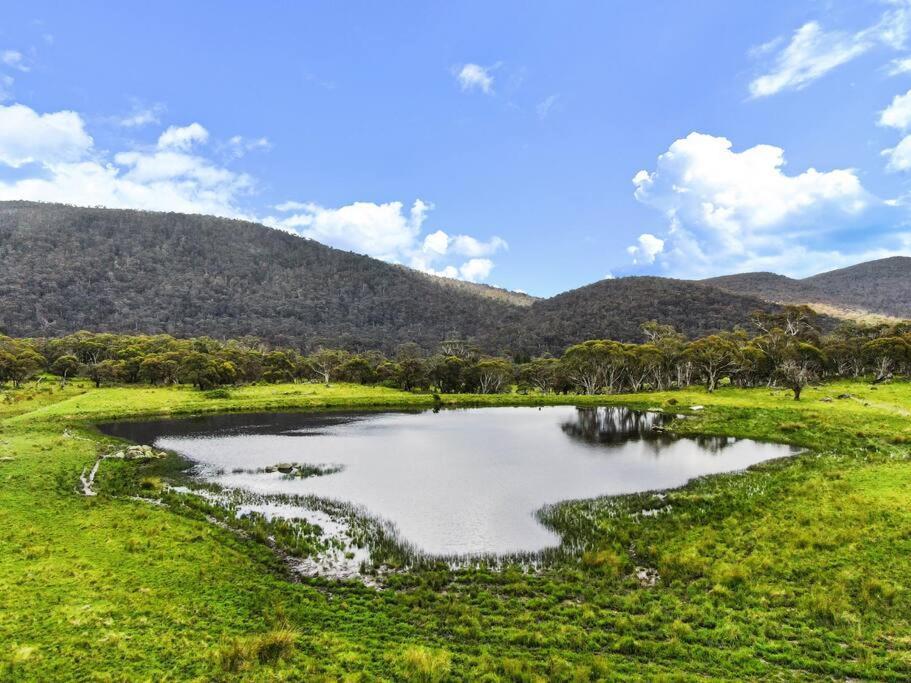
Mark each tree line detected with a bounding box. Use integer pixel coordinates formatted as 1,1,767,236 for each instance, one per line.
1,307,909,399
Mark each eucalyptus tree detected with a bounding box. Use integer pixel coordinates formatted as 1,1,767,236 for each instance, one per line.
561,340,625,395
862,336,910,382
640,321,687,390
626,343,660,392
517,357,560,394
428,355,467,393
307,348,348,385
49,354,80,386
776,342,826,400
685,333,742,392
474,358,514,394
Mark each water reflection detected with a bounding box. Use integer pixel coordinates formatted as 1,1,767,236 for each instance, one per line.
561,407,737,455
561,407,672,445
99,406,798,556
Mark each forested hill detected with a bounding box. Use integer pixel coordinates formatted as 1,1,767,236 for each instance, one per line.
1,202,779,353
703,256,911,320
521,277,780,355
0,202,524,352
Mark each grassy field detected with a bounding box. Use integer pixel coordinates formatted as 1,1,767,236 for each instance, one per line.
1,379,910,681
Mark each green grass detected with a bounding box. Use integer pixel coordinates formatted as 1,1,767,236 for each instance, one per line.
1,379,910,680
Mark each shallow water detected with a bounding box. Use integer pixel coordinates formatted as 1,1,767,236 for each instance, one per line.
100,406,799,556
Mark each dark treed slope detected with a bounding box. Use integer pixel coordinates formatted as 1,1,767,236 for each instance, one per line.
521,277,779,355
1,202,781,353
703,272,821,304
704,256,911,319
0,202,524,352
804,257,911,318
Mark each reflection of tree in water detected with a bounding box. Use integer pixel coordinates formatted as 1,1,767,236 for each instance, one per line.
689,434,737,453
560,407,737,455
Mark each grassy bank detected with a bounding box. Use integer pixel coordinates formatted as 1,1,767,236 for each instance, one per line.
1,380,910,680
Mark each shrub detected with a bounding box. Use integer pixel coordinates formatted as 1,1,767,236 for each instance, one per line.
396,645,452,682
139,476,162,491
217,627,298,672
218,638,253,673
581,548,623,575
802,585,853,626
203,388,232,399
254,627,297,664
713,562,749,587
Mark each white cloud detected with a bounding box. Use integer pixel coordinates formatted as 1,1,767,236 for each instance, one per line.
749,3,911,97
626,233,664,264
450,234,508,257
223,135,271,158
879,88,911,129
118,102,165,128
157,122,209,150
265,198,505,282
0,75,12,102
536,94,559,120
422,229,450,255
888,56,911,75
274,200,309,212
883,134,911,170
0,103,93,167
272,201,310,213
878,88,911,172
0,101,506,284
266,199,429,261
0,103,253,218
631,132,901,277
456,63,494,94
457,258,494,282
1,50,29,72
265,200,506,282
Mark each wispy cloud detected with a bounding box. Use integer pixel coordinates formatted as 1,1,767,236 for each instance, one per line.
221,135,271,159
454,63,496,94
1,50,29,73
877,86,911,172
536,94,559,120
0,75,12,102
749,2,911,97
118,101,166,128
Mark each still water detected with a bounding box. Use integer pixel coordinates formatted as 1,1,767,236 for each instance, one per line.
100,406,798,556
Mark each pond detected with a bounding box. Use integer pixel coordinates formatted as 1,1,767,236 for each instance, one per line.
100,406,799,558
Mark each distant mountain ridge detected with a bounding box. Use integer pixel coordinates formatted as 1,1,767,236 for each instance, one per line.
0,201,895,354
703,256,911,321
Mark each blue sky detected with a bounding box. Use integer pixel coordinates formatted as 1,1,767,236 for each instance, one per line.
2,1,911,295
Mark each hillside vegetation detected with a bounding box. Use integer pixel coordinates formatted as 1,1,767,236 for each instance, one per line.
0,202,778,353
0,202,522,353
704,256,911,319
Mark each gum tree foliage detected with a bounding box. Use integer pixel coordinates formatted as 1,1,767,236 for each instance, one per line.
776,342,826,400
2,308,911,395
49,354,79,385
685,333,742,393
